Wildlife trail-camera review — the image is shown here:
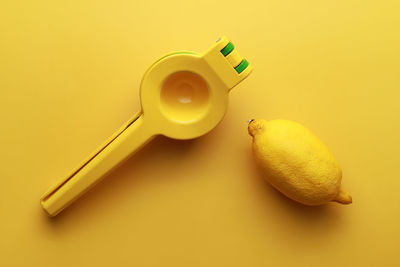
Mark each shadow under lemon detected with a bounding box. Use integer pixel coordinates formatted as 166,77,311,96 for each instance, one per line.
245,149,350,248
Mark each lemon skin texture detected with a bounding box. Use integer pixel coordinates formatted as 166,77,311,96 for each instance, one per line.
248,119,352,206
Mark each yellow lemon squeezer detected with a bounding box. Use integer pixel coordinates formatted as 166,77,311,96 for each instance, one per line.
40,36,253,216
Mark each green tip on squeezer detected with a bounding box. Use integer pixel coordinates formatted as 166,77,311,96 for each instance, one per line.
221,42,235,56
234,59,249,74
220,42,250,74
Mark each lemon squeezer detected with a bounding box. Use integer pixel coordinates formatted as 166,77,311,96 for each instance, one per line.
40,36,253,216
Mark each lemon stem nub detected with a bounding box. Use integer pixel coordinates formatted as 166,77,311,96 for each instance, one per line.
333,186,352,204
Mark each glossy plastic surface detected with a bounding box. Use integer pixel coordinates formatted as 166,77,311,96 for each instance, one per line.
40,36,253,216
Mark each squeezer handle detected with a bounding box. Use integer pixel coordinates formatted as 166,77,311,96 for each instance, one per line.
40,113,154,216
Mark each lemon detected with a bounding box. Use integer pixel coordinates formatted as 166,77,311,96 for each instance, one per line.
248,119,352,205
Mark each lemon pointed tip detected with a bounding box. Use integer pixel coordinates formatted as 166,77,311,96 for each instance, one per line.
333,186,352,205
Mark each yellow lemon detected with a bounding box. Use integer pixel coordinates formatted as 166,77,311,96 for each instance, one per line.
248,119,352,206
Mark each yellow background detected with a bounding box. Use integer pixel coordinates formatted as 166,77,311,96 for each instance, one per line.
1,0,399,266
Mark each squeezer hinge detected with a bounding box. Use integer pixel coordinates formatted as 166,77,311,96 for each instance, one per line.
202,36,253,90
